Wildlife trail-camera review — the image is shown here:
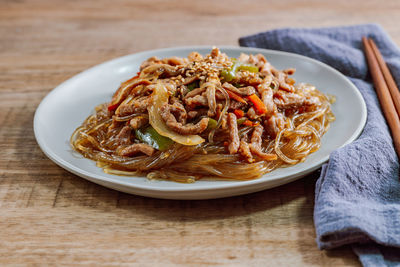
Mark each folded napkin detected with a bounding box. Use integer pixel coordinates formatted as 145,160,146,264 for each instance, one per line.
239,24,400,267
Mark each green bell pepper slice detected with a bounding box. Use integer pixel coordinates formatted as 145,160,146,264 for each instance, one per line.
220,59,258,82
236,117,247,125
237,64,259,73
135,126,174,151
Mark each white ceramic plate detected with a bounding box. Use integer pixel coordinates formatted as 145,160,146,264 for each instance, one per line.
34,46,366,200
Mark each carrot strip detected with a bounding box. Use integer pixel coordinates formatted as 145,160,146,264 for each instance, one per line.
108,73,141,111
247,94,267,115
243,120,253,126
234,109,244,118
286,77,296,85
107,103,120,112
226,89,247,104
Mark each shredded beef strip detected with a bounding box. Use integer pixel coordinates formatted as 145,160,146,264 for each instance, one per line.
215,90,225,101
184,94,208,107
272,69,294,92
210,47,220,58
115,126,132,146
116,96,150,116
229,100,246,110
227,113,240,154
187,109,208,120
264,113,285,138
243,54,275,77
141,63,182,78
205,73,219,117
162,56,187,66
214,104,228,130
239,136,253,163
129,116,149,130
170,98,187,124
178,85,188,97
188,51,203,62
221,113,228,130
250,125,277,161
140,56,162,71
257,79,276,118
107,119,122,134
273,91,319,110
110,79,151,109
238,53,250,63
183,75,199,85
160,103,209,135
234,71,263,87
259,62,274,76
184,86,207,99
247,107,257,120
222,82,256,96
187,111,198,120
118,143,155,157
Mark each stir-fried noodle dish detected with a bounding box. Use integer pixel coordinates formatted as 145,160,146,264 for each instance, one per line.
71,48,335,183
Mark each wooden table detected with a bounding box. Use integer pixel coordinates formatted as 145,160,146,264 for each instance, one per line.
1,0,399,265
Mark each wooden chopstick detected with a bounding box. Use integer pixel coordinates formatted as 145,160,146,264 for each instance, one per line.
369,39,400,117
362,37,400,158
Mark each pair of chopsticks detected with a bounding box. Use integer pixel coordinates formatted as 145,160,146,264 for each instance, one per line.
362,37,400,158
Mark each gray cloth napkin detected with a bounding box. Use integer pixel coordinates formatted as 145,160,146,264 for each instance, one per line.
239,24,400,267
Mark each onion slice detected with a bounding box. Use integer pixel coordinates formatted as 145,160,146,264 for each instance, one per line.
148,82,205,146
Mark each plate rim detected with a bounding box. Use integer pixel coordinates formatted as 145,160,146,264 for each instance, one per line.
33,45,367,197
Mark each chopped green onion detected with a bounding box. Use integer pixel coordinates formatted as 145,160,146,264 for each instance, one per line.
207,118,218,130
187,80,200,91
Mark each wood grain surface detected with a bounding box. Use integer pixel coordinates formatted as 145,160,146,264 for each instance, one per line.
1,0,400,265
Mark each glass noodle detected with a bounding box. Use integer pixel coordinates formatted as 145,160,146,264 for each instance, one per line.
70,48,335,183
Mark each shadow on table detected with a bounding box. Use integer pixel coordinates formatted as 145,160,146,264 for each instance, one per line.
114,177,309,221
